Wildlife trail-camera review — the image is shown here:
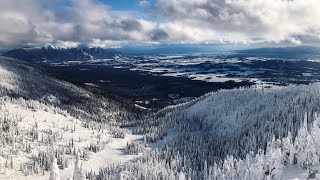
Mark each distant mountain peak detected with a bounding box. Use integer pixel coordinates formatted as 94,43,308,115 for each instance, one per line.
3,46,121,63
234,46,320,59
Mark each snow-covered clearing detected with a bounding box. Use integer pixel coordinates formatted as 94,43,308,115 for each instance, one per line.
134,104,151,111
149,128,177,149
82,133,143,173
84,83,99,87
41,94,61,104
282,165,308,180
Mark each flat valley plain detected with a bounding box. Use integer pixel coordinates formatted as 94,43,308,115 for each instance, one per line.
42,53,320,110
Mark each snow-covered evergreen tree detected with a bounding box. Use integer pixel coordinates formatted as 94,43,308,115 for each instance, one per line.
49,158,60,180
282,131,294,165
73,153,85,180
178,172,186,180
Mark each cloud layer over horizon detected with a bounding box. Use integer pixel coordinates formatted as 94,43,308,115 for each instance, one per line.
0,0,319,48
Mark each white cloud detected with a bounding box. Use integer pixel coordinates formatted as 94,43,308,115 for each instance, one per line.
139,0,151,8
155,0,320,45
0,0,319,48
54,40,80,48
0,0,166,48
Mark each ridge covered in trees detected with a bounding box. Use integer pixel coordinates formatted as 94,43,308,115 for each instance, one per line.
93,83,320,179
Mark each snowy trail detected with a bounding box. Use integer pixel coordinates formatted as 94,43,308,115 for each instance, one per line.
82,134,143,174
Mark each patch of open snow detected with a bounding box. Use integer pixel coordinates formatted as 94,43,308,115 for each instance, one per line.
41,94,61,104
113,66,125,69
84,83,99,87
149,128,177,149
98,80,110,83
188,74,244,83
134,104,151,110
168,93,180,99
302,73,313,77
82,52,94,60
282,165,308,180
162,72,188,77
143,68,172,73
135,100,150,105
82,134,143,174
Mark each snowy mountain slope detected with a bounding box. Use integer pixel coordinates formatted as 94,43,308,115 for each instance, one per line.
0,56,139,124
182,85,316,136
2,46,121,63
144,83,320,138
91,83,320,179
159,83,320,147
0,97,143,180
0,56,150,179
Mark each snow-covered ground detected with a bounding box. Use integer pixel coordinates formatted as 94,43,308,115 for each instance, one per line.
282,166,308,180
0,101,144,180
50,55,274,84
41,94,61,104
0,57,173,180
82,133,143,174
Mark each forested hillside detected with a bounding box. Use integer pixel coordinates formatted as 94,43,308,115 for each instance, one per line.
0,56,141,124
92,83,320,180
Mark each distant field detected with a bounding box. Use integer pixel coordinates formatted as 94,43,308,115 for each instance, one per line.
43,64,252,110
41,54,320,110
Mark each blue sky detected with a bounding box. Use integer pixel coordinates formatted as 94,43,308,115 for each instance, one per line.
98,0,161,20
100,0,144,11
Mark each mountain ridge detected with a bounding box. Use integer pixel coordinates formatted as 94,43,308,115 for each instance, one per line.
234,46,320,59
2,46,121,63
